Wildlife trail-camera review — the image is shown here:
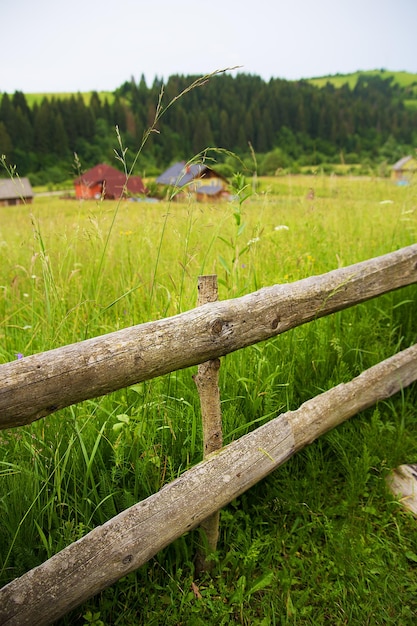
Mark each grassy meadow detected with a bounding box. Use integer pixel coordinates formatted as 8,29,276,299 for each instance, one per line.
0,173,417,625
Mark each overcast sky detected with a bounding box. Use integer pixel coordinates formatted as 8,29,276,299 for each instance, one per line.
2,0,416,93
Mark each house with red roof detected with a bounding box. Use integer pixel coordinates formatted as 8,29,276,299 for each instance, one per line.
74,164,147,200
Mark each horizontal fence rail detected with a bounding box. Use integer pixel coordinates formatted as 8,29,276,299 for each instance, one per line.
1,244,416,429
1,344,416,626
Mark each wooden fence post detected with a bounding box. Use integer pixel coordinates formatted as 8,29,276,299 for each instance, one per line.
193,275,223,572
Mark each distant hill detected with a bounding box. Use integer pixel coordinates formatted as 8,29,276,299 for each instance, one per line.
23,91,115,107
2,68,417,185
16,69,417,109
307,69,417,109
307,69,417,89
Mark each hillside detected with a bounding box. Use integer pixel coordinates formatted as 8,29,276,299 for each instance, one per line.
307,69,417,108
22,91,116,107
19,70,417,109
1,69,417,185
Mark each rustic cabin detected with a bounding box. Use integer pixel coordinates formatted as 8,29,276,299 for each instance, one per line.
156,161,229,200
0,177,33,206
391,155,417,184
74,164,147,200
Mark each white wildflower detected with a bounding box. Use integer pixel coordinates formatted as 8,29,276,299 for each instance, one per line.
274,225,289,231
247,237,260,245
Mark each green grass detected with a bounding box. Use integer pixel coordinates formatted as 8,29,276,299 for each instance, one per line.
0,174,416,625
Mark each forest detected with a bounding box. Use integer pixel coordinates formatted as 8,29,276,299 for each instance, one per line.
1,71,417,185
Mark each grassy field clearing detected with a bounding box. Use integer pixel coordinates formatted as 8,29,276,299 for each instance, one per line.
0,174,416,624
307,69,417,93
22,91,116,107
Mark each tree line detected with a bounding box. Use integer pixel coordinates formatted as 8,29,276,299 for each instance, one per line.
0,72,416,184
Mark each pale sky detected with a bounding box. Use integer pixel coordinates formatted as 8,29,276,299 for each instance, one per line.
2,0,417,93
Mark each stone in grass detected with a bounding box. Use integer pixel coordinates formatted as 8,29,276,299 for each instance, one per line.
386,464,417,517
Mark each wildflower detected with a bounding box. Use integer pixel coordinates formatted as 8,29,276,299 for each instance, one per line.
16,353,23,359
247,237,260,246
274,225,289,231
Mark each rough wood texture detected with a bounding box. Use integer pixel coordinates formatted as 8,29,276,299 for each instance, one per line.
193,275,223,570
194,275,223,457
0,244,416,429
1,344,416,626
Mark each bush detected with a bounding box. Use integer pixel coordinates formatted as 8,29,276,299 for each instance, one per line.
259,148,291,175
344,152,360,164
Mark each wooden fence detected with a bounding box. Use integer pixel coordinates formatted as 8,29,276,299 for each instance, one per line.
0,244,417,625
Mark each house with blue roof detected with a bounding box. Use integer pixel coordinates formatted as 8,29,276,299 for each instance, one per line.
156,161,229,201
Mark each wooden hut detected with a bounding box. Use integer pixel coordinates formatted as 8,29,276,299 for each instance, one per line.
391,155,417,184
156,161,229,200
0,177,33,206
74,164,147,200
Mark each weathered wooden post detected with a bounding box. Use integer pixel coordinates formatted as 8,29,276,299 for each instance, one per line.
193,275,223,573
